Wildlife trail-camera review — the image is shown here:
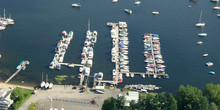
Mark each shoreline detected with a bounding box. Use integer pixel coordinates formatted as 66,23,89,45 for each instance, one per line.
0,82,34,91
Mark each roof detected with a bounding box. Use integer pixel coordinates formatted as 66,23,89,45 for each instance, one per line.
95,86,104,90
0,88,7,98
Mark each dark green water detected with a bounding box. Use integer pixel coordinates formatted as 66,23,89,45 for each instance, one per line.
0,0,220,93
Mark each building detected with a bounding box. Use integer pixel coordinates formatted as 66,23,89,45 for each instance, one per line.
0,88,14,108
119,91,139,106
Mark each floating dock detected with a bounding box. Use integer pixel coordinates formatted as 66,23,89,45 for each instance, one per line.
5,61,29,84
79,20,98,86
49,31,74,70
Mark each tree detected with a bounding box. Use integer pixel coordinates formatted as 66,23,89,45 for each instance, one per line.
209,102,218,110
117,96,125,110
176,85,209,110
204,83,220,106
130,100,137,110
166,93,177,110
102,97,117,110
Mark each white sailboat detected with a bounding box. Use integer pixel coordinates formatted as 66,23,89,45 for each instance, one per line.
40,72,45,88
198,27,207,37
135,1,141,5
196,10,205,27
213,1,220,10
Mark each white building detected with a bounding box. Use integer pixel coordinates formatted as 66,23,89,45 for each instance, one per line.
119,91,139,106
0,88,14,108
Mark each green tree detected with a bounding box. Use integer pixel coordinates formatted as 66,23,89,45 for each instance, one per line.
117,96,125,110
176,85,209,110
130,100,137,110
166,93,177,110
204,83,220,106
209,102,218,110
102,97,117,110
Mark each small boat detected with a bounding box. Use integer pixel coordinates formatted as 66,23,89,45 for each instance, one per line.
203,54,208,57
112,0,118,3
211,0,219,2
96,72,103,80
124,9,132,14
135,1,141,5
188,5,192,8
126,73,130,77
196,10,205,27
130,73,134,77
198,33,207,37
197,41,203,45
0,54,1,59
152,11,159,15
217,14,220,17
72,3,81,7
153,74,157,78
209,71,215,75
206,62,213,66
45,82,49,89
213,1,220,10
16,65,21,70
141,74,145,78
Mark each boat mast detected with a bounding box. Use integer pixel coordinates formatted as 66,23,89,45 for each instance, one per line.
3,8,5,19
199,10,202,23
88,19,90,31
42,72,44,82
46,74,48,82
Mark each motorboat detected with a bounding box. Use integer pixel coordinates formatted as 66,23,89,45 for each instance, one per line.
152,11,159,15
124,9,132,14
135,1,141,5
209,71,215,75
112,69,116,76
142,74,145,78
213,1,220,10
56,64,61,70
0,25,6,30
96,72,103,80
112,0,118,3
217,14,220,17
126,73,130,77
72,3,81,7
206,62,213,66
197,41,203,45
196,10,205,27
203,54,208,57
198,33,207,37
130,73,134,77
211,0,219,2
213,6,220,10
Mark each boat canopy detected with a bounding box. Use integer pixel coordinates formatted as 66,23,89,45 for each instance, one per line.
20,61,24,65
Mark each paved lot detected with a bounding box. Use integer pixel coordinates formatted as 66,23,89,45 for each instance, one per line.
19,85,120,110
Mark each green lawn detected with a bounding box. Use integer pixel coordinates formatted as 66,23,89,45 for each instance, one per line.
11,87,33,110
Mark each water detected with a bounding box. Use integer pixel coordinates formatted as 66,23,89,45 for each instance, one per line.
0,0,220,93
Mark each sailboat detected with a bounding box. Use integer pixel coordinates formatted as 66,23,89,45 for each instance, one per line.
213,1,220,9
45,74,49,89
198,27,207,37
40,72,45,88
196,10,205,27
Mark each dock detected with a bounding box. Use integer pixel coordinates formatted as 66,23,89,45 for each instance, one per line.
5,61,29,84
79,20,98,87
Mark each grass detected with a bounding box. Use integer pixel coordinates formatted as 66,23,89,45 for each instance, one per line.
11,87,33,110
27,103,38,110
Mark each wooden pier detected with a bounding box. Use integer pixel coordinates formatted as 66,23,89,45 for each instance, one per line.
4,61,29,84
